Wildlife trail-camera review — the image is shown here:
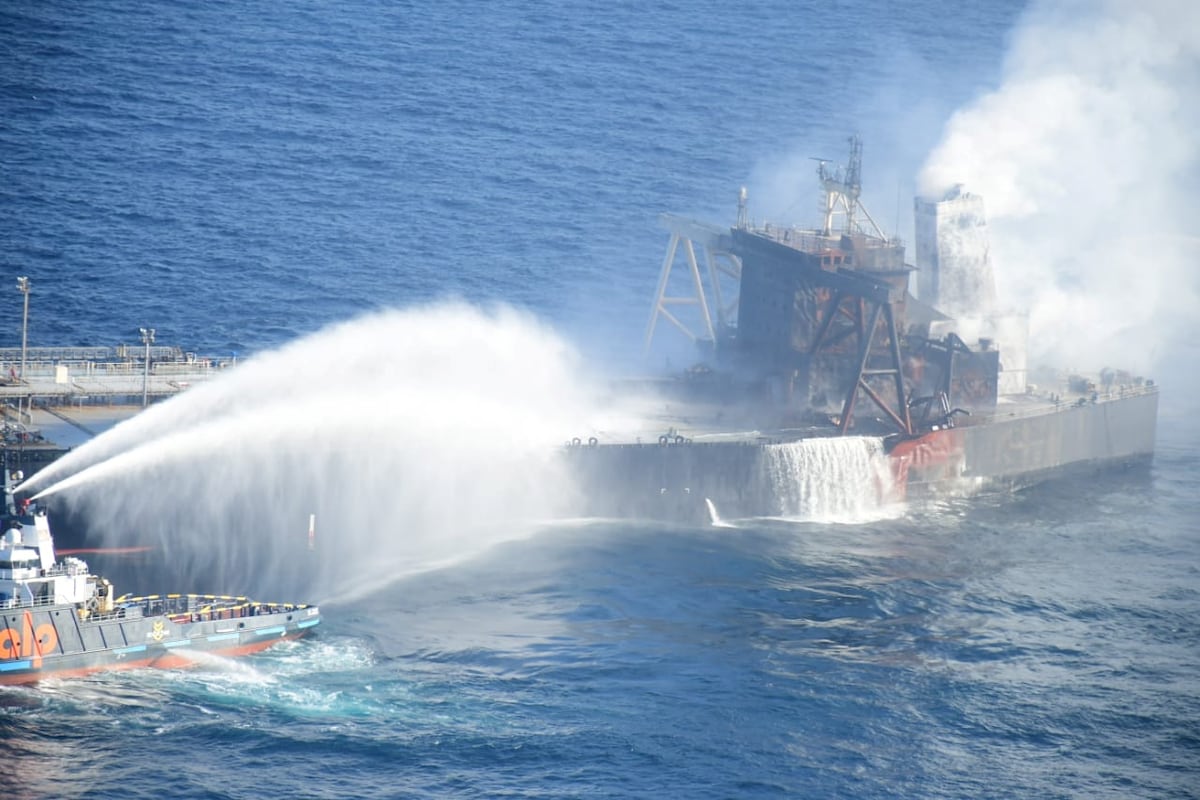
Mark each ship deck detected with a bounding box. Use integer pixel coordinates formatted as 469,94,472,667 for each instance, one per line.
579,380,1158,447
109,593,312,625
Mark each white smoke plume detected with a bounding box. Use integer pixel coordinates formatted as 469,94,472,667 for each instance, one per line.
919,0,1200,378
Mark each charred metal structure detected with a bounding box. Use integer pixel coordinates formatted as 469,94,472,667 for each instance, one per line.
646,136,1006,440
576,136,1157,521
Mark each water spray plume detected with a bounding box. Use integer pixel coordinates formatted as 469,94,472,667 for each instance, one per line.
918,0,1200,376
31,303,649,603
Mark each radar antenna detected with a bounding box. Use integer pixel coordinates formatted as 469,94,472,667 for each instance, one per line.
816,134,886,239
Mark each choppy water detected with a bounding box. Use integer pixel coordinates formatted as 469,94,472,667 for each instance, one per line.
3,0,1199,798
5,457,1198,799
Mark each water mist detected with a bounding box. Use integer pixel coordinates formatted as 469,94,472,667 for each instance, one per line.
23,303,644,604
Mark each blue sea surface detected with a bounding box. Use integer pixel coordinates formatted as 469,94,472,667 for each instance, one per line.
2,0,1017,357
2,1,1199,798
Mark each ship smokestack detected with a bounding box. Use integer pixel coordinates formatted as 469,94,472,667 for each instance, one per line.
914,186,1028,396
913,186,997,320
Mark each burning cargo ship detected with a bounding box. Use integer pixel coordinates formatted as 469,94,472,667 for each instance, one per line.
564,136,1157,521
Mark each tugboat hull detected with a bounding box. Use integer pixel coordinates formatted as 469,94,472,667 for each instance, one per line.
0,599,320,685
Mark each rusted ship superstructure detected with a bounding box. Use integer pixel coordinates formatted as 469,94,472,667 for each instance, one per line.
565,136,1157,521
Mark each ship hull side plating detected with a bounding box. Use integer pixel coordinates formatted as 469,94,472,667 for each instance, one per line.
892,389,1157,495
566,390,1158,520
564,441,765,522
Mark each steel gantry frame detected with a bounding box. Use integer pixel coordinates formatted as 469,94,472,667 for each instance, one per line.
643,214,742,356
807,284,912,436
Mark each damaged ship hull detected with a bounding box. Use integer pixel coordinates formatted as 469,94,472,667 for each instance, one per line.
891,387,1157,495
563,387,1157,522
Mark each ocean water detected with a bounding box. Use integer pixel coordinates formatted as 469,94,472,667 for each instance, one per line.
3,1,1199,798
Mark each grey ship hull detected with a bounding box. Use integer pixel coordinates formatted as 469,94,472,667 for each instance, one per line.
562,388,1158,522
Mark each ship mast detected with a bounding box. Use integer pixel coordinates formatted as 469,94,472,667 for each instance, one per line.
817,134,886,239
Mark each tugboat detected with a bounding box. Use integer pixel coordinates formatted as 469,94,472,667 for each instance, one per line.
0,469,320,685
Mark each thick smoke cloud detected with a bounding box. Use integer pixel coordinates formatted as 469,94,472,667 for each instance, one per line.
919,0,1200,378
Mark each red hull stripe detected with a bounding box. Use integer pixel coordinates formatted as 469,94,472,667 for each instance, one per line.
0,632,307,686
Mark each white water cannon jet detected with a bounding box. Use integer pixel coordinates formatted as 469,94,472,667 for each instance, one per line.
16,303,644,601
